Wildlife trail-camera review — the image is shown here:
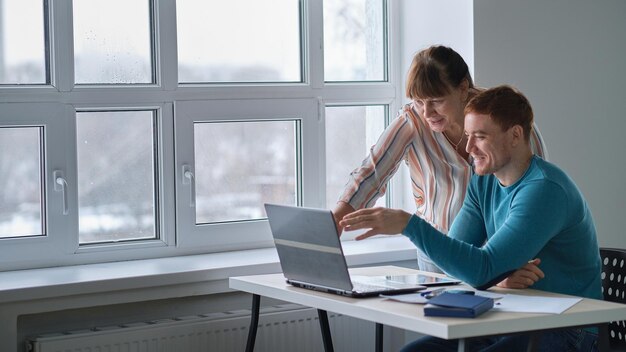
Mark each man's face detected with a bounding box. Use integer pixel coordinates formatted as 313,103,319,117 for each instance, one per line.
464,112,513,177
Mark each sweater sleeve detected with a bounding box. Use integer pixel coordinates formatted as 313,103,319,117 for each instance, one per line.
402,179,568,288
338,107,417,209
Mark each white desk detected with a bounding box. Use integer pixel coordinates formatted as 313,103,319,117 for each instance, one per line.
230,266,626,352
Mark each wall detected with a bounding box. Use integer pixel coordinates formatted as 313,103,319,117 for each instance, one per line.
399,0,474,100
474,0,626,248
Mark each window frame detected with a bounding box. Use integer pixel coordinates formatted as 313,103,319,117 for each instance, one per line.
72,103,176,254
0,0,404,271
174,99,319,251
0,103,75,266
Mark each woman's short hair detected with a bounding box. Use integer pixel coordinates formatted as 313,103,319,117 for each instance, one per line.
405,45,474,100
464,85,534,141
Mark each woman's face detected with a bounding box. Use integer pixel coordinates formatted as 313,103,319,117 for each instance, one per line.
413,85,467,133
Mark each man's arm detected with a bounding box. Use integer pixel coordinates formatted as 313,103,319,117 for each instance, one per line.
451,186,545,288
402,180,566,288
497,258,544,289
340,182,548,288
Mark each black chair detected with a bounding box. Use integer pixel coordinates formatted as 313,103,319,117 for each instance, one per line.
600,248,626,351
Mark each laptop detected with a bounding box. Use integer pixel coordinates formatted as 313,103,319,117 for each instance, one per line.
264,203,459,297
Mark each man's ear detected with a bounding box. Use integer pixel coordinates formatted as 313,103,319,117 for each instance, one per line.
510,125,524,146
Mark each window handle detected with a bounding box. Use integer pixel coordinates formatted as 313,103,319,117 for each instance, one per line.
53,170,69,215
182,165,195,208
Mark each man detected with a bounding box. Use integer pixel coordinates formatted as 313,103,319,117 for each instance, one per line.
340,85,602,351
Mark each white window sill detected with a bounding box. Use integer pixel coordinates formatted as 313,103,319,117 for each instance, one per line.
0,236,416,304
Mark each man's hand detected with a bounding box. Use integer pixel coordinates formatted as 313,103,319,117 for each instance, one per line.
497,258,544,289
339,207,412,240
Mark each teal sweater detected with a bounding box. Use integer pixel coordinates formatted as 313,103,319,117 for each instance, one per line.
403,156,602,299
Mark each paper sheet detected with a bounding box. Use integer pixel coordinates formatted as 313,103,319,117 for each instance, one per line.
474,290,506,299
381,289,505,304
380,290,581,314
380,292,429,304
491,294,582,314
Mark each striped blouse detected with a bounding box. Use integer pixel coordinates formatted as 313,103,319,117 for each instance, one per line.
338,102,548,234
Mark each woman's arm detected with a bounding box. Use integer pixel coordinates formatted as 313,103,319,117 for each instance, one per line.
338,107,418,210
332,201,355,236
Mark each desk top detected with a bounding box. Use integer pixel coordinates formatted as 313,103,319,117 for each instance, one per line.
229,265,626,339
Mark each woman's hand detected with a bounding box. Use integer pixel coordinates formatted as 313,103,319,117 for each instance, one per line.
332,202,355,237
339,207,412,240
497,258,544,289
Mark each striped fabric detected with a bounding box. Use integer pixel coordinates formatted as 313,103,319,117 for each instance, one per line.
338,102,548,234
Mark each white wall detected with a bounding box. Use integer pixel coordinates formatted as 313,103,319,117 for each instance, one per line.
399,0,474,99
474,0,626,248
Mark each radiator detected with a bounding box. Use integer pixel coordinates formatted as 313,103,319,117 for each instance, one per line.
26,304,376,352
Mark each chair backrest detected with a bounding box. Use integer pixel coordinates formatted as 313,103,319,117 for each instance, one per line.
600,248,626,350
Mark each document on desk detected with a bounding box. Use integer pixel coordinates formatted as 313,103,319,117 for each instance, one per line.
381,292,429,304
492,294,582,314
381,290,505,304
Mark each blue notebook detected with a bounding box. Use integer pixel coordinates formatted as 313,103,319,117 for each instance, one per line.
424,292,494,318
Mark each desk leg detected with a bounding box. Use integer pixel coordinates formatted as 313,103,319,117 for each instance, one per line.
597,323,610,352
526,332,538,352
317,309,335,352
457,338,467,352
375,323,383,352
245,294,261,352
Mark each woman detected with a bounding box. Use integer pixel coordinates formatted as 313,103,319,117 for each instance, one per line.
333,46,547,285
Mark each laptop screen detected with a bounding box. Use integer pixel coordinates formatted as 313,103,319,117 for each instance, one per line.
265,203,354,291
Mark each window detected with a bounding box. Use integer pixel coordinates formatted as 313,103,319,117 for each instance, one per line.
73,0,154,84
0,0,48,84
174,99,316,250
0,0,399,271
0,127,44,237
76,110,158,243
0,103,75,267
177,0,302,83
323,0,387,82
193,120,298,224
325,105,387,210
